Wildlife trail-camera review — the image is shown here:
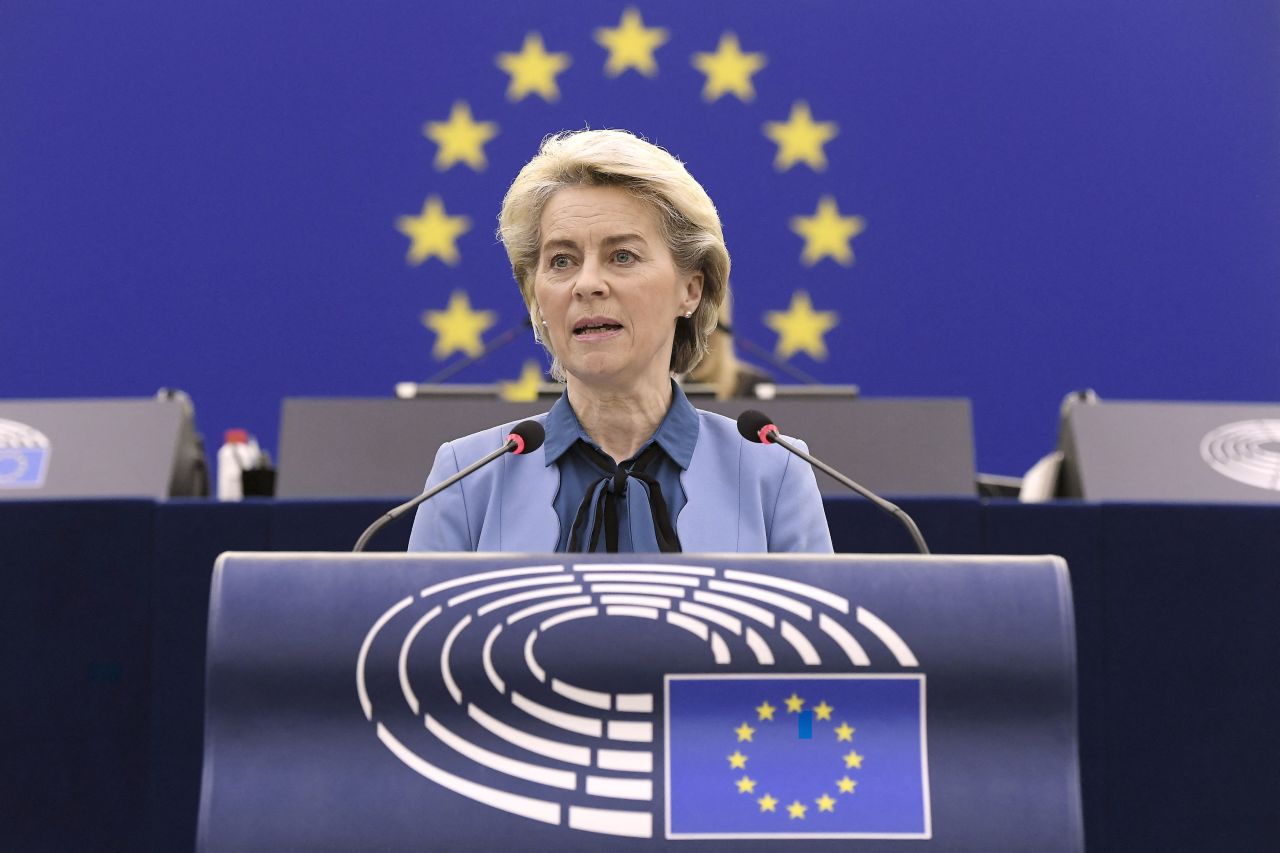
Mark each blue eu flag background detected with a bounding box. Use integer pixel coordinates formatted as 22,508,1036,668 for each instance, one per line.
665,674,928,838
4,2,1278,477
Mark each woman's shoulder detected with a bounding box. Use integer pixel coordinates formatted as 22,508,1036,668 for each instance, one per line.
692,408,808,487
692,408,807,460
442,412,550,447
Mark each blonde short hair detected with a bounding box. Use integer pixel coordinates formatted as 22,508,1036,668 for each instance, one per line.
498,129,731,380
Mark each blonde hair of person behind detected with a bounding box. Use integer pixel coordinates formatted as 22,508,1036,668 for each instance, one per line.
498,129,731,382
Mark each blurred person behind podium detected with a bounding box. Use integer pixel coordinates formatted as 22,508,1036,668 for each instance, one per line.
408,129,831,553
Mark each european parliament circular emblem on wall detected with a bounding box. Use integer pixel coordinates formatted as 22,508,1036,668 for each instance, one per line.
1200,420,1280,492
0,418,51,488
355,562,931,841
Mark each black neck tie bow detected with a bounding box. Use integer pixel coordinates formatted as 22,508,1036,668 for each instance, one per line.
566,441,682,553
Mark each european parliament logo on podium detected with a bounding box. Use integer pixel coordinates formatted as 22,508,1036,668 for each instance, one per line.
355,560,930,842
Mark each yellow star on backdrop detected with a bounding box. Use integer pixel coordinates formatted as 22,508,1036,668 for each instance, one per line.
755,700,776,721
813,701,834,721
691,32,766,102
423,101,498,171
816,793,837,813
396,195,471,266
787,800,808,820
837,776,857,794
735,775,757,794
499,360,544,402
497,32,572,102
763,101,838,171
764,291,839,360
727,750,748,769
595,7,668,77
834,722,855,742
791,195,866,267
735,722,756,742
758,793,779,813
421,290,496,360
843,749,865,770
784,692,805,713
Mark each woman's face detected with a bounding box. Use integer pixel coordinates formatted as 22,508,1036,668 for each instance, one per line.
534,185,702,392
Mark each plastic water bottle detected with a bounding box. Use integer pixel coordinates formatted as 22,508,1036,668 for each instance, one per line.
216,428,260,501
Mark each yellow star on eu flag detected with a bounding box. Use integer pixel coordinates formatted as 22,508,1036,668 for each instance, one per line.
692,32,766,102
497,32,571,102
499,360,545,403
837,775,857,794
843,749,865,770
727,750,748,769
787,800,808,820
421,290,496,360
816,793,837,812
734,722,756,742
396,195,471,266
595,7,668,77
423,101,498,172
791,195,866,267
755,700,776,721
763,101,838,171
784,692,805,713
764,291,839,360
834,722,855,742
813,701,834,721
757,793,778,812
735,774,757,794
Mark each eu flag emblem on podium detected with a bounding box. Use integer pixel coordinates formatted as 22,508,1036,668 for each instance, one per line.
665,674,930,839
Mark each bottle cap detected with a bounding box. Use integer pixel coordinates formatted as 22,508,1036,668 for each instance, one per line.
224,428,249,444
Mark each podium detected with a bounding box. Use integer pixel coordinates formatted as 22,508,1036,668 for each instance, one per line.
198,553,1082,852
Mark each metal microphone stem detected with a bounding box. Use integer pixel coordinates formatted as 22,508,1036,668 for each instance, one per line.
422,319,532,385
769,434,931,555
353,440,515,552
734,336,826,386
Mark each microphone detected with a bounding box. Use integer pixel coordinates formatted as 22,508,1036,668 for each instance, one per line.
736,410,930,554
353,420,545,552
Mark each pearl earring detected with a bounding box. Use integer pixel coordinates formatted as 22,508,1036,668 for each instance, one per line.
683,311,693,319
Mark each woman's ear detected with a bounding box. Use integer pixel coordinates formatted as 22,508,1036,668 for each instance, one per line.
682,271,704,313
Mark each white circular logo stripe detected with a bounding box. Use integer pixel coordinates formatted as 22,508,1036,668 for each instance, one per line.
1201,420,1280,491
0,419,51,449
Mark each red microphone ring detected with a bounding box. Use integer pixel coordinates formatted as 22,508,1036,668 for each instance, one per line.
509,433,526,454
758,424,778,444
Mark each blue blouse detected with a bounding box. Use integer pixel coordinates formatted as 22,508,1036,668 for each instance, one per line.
543,382,698,552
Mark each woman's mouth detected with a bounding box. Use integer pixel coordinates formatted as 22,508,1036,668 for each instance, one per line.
573,317,623,340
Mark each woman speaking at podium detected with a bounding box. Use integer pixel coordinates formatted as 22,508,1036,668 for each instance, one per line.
408,130,831,554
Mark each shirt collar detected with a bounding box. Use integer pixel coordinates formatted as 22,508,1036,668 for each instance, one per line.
542,380,700,469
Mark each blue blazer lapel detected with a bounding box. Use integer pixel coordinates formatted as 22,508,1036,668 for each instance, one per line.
496,445,561,551
677,416,743,552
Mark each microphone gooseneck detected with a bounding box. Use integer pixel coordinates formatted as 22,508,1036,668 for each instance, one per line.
353,419,544,552
736,410,931,555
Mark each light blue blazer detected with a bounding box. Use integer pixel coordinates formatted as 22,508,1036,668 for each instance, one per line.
407,409,833,553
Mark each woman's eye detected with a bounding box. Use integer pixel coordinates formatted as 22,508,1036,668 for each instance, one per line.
614,250,634,264
550,255,572,269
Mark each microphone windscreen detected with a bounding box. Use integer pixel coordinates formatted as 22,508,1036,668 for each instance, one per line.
508,420,546,454
736,410,777,444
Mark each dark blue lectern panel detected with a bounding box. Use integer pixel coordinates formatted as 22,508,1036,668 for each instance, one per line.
200,553,1081,852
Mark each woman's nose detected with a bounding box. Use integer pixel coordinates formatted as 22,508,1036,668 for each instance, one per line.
572,257,608,298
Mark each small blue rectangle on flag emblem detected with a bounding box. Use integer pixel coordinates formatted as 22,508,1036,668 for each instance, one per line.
664,674,930,839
